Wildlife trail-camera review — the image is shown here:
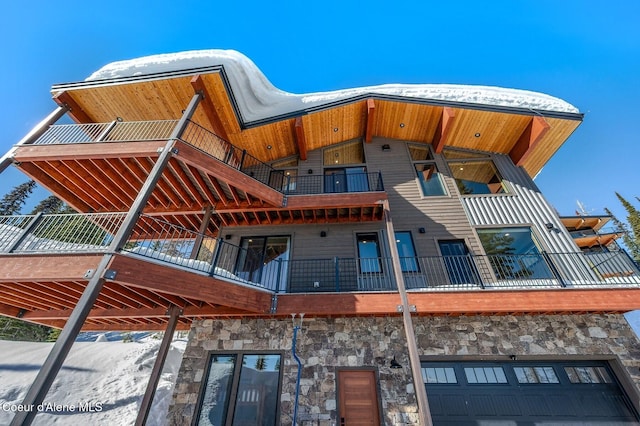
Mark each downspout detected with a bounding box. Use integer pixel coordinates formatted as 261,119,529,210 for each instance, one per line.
291,313,304,425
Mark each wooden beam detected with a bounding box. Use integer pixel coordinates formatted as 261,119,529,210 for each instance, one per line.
174,141,285,207
52,91,92,124
108,254,273,313
13,140,167,162
365,99,376,143
190,75,230,140
0,254,104,282
285,192,386,210
510,115,550,166
432,107,455,154
294,117,308,160
408,288,640,315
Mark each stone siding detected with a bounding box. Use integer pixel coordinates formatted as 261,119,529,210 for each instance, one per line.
168,314,640,425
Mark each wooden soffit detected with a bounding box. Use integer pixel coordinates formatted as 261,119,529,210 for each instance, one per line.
51,70,582,178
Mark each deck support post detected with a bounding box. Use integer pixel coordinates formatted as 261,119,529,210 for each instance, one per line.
382,200,433,426
135,305,182,426
10,93,203,426
0,105,69,174
190,205,214,259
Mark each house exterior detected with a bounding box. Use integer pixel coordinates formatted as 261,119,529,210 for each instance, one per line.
1,50,640,425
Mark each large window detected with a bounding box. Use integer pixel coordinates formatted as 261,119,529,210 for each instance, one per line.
444,148,505,195
196,353,282,426
408,143,446,196
323,140,368,193
236,236,290,290
477,227,553,280
357,233,382,273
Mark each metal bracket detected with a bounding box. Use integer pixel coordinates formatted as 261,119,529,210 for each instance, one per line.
103,269,117,280
270,294,278,314
83,269,95,279
171,148,179,154
397,305,417,313
282,196,288,207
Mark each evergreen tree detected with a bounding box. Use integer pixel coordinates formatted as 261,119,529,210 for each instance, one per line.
30,195,67,214
605,192,640,263
0,180,36,214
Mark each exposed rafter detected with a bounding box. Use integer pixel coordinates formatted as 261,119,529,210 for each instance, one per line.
294,117,307,160
432,107,455,153
190,75,230,140
510,115,550,166
52,91,93,123
365,99,376,143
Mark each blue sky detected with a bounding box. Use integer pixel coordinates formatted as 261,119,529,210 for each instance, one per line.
1,1,638,222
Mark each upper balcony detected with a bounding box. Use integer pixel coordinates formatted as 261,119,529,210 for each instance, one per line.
1,212,640,330
11,119,386,233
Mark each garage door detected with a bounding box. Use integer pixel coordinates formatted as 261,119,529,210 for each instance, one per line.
422,360,639,424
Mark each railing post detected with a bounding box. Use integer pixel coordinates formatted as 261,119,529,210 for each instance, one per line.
542,251,566,287
209,238,224,277
378,171,384,191
275,258,282,292
239,149,247,171
334,257,340,292
95,119,119,142
285,173,291,196
6,213,43,253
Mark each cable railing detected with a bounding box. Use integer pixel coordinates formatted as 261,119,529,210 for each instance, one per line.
2,213,639,291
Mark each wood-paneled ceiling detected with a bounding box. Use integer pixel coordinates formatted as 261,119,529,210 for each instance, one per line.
51,69,583,179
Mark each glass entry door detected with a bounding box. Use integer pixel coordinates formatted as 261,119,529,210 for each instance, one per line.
236,236,290,291
438,240,479,285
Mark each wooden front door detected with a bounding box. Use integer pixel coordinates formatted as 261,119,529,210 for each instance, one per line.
338,369,381,425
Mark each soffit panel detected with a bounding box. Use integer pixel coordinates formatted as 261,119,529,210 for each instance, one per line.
373,100,442,142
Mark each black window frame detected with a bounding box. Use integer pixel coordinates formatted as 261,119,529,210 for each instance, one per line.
194,351,284,426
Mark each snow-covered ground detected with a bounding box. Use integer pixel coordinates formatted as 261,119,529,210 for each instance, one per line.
0,335,185,425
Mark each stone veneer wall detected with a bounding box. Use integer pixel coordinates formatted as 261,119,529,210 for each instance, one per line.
167,313,640,425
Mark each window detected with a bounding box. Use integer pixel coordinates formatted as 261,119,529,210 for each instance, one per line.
443,148,505,195
323,140,364,166
236,236,290,290
514,366,559,384
422,367,457,384
196,353,282,426
324,167,369,193
477,227,553,280
464,367,508,384
565,366,612,384
395,232,418,272
408,143,446,196
269,158,298,193
357,233,382,273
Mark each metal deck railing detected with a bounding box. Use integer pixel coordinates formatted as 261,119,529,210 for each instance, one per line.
28,120,386,197
2,213,639,292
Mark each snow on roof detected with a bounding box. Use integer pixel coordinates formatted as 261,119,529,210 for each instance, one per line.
86,49,580,122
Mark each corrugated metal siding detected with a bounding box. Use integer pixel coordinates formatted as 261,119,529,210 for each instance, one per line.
462,153,581,255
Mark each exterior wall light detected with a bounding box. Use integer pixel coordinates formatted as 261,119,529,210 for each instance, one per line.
390,356,403,369
382,144,391,151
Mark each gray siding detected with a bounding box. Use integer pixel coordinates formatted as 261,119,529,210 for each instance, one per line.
365,137,482,257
